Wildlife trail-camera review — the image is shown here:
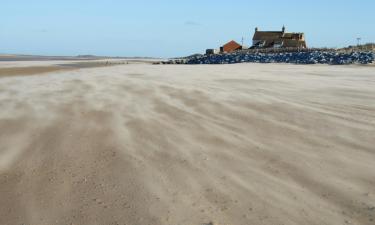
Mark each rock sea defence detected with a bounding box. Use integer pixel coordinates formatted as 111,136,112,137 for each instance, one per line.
168,51,375,65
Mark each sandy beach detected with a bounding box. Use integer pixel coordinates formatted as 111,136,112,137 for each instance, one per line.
0,62,374,225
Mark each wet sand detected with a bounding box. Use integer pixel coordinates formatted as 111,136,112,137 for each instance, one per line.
0,63,374,225
0,59,157,78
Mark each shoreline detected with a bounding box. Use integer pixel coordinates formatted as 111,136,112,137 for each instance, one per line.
0,59,159,78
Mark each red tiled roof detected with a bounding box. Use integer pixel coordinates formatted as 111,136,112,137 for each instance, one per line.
222,40,242,53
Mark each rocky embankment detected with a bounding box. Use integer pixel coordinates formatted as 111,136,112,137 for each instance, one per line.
166,51,375,65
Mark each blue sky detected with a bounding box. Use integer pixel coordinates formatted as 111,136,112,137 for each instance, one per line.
1,0,375,57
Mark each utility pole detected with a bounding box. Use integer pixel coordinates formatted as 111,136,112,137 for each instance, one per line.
241,37,244,47
357,37,361,46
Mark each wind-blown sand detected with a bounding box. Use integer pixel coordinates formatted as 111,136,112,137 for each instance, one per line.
0,63,374,225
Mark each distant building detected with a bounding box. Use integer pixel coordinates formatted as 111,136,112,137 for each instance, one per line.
206,48,220,55
342,43,375,52
220,40,243,53
252,26,307,49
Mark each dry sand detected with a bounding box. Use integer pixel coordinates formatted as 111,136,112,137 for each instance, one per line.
0,62,374,225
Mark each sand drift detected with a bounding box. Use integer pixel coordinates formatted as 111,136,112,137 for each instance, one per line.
0,63,374,225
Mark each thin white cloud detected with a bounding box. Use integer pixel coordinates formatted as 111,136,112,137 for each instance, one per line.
33,29,49,33
184,21,201,26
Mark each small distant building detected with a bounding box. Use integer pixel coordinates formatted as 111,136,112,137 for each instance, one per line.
206,48,220,55
252,26,307,49
220,40,243,53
